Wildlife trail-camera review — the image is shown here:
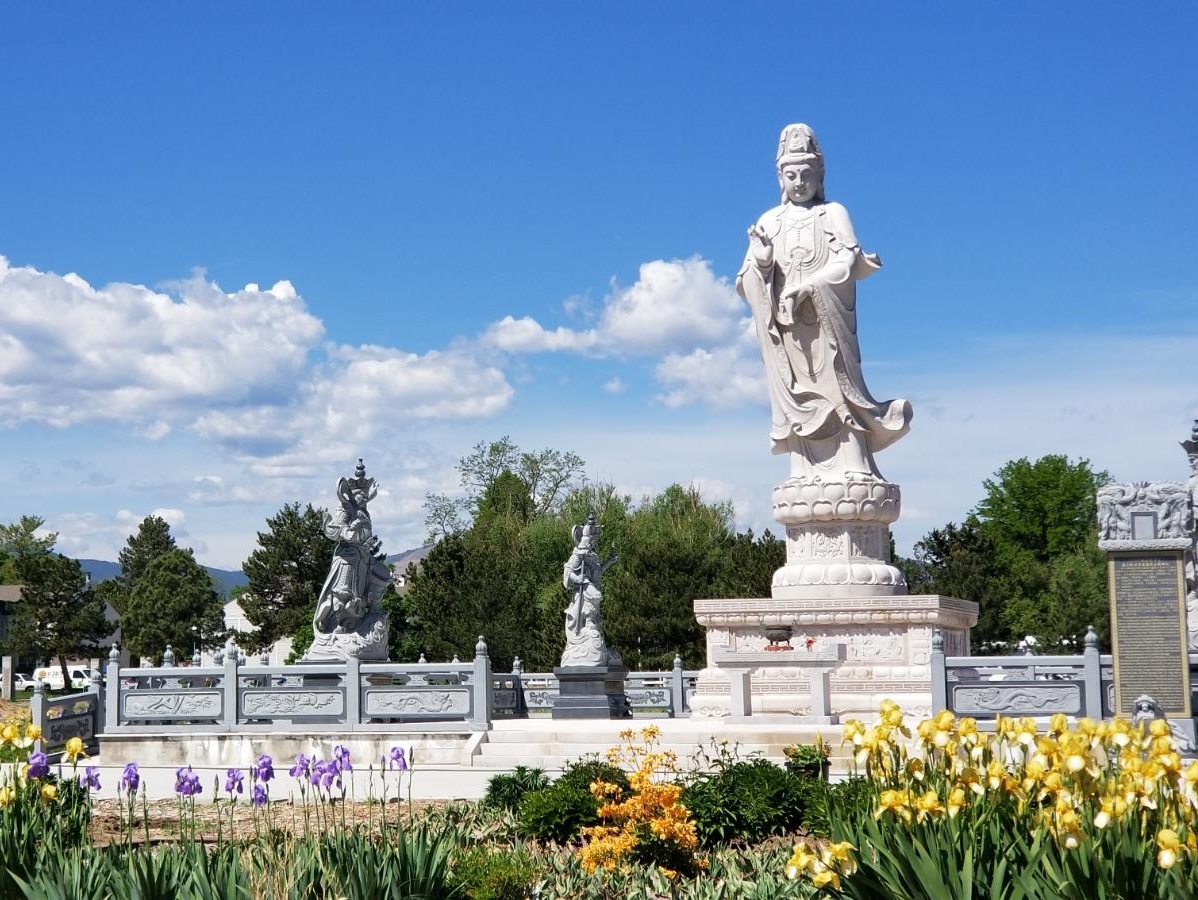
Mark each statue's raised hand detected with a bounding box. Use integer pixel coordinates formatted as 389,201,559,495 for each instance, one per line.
748,224,774,269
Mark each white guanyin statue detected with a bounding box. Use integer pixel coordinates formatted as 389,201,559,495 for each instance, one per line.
739,124,910,597
560,513,622,668
739,123,911,481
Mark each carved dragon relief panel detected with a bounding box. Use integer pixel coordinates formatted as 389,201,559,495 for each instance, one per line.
242,690,342,717
952,683,1080,715
364,688,470,716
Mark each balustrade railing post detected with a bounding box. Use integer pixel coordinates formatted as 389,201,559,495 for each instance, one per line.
30,681,45,754
345,656,361,728
471,636,493,727
671,653,684,718
105,646,121,732
512,656,525,717
222,641,239,730
1082,625,1103,719
931,630,948,713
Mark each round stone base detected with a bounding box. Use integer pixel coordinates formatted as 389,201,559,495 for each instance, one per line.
772,560,906,599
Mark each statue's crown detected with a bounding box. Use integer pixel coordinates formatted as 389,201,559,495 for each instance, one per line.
349,458,373,492
581,512,599,536
776,123,823,167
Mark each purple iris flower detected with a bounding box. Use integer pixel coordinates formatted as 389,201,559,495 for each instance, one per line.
81,766,102,791
388,746,408,772
289,753,311,779
175,765,202,797
252,783,269,807
255,754,274,784
224,767,244,795
26,751,49,779
333,744,352,772
120,762,140,794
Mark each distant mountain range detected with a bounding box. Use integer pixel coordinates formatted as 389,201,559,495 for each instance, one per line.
78,559,248,598
77,544,434,599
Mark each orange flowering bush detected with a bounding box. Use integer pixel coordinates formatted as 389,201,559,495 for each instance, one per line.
578,725,704,878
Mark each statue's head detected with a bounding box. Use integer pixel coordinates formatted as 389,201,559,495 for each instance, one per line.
1132,695,1163,721
775,123,825,205
572,512,600,551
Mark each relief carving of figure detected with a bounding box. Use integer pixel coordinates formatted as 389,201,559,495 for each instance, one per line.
560,513,622,668
305,459,391,661
738,124,912,481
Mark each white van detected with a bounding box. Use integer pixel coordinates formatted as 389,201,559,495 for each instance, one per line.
31,666,92,690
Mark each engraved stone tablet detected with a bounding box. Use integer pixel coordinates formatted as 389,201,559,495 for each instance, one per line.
1109,552,1191,717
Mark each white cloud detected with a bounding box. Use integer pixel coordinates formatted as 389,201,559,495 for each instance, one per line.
603,377,628,395
484,316,599,354
0,257,515,465
654,326,764,410
0,260,324,426
482,257,744,358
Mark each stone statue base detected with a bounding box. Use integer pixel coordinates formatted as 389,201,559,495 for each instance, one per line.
552,665,631,719
772,476,906,599
302,610,390,662
691,594,977,720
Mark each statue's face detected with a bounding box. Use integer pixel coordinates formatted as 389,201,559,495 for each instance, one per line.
352,489,369,507
779,161,821,204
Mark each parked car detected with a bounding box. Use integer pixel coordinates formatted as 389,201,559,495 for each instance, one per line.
12,673,35,690
30,666,93,690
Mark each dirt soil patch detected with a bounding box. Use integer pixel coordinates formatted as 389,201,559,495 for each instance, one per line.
89,797,445,846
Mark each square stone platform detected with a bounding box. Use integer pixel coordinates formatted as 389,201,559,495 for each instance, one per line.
692,594,978,721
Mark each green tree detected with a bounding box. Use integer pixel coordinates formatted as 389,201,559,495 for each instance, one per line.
118,549,225,661
603,485,746,670
116,516,177,589
424,436,585,540
908,518,1014,650
976,456,1109,565
0,516,58,584
240,503,334,649
5,552,114,688
912,455,1110,652
104,515,181,621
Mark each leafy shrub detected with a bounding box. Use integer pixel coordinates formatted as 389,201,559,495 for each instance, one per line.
798,776,876,836
515,757,631,844
450,845,534,900
557,758,628,793
518,782,599,844
483,766,550,813
682,759,807,847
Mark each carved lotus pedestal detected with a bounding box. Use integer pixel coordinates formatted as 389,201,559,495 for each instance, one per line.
772,476,905,598
691,595,978,721
551,666,632,720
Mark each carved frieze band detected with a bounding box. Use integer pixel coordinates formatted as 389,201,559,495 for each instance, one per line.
951,683,1080,715
123,690,222,720
363,688,470,716
241,690,343,717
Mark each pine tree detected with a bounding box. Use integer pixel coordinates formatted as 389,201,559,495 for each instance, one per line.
240,503,333,649
117,549,225,661
5,552,114,687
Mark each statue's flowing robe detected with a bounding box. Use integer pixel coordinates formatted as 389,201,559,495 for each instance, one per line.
737,201,910,458
314,511,390,634
561,549,621,667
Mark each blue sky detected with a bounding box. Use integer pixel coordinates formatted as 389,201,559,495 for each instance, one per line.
1,4,1196,568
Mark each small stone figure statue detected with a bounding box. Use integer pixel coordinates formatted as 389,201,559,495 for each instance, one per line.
560,513,621,668
1132,695,1198,759
305,459,391,661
